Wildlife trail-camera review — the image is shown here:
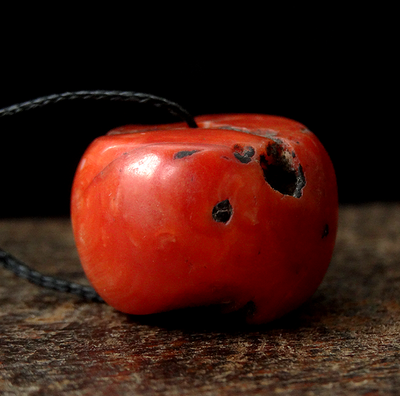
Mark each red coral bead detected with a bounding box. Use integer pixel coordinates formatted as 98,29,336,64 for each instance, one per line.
71,114,338,324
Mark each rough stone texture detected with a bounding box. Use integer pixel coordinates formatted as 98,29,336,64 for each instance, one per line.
1,203,400,395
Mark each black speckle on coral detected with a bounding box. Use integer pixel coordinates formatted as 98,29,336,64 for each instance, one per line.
174,150,200,159
322,224,329,238
233,145,255,164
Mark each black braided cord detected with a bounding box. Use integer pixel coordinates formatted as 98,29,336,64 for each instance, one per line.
0,90,198,302
0,248,104,302
0,90,199,128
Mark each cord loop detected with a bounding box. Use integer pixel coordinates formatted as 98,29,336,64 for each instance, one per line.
0,90,197,301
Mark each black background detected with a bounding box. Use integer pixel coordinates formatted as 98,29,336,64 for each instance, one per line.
0,13,396,218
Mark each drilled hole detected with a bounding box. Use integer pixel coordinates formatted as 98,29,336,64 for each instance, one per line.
212,199,233,223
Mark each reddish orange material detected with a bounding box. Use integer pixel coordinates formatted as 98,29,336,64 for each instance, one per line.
71,114,338,324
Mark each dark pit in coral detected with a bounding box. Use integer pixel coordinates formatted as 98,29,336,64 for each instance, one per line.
212,199,233,223
260,142,306,198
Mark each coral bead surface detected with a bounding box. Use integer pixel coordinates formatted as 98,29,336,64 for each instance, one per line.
71,114,338,324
